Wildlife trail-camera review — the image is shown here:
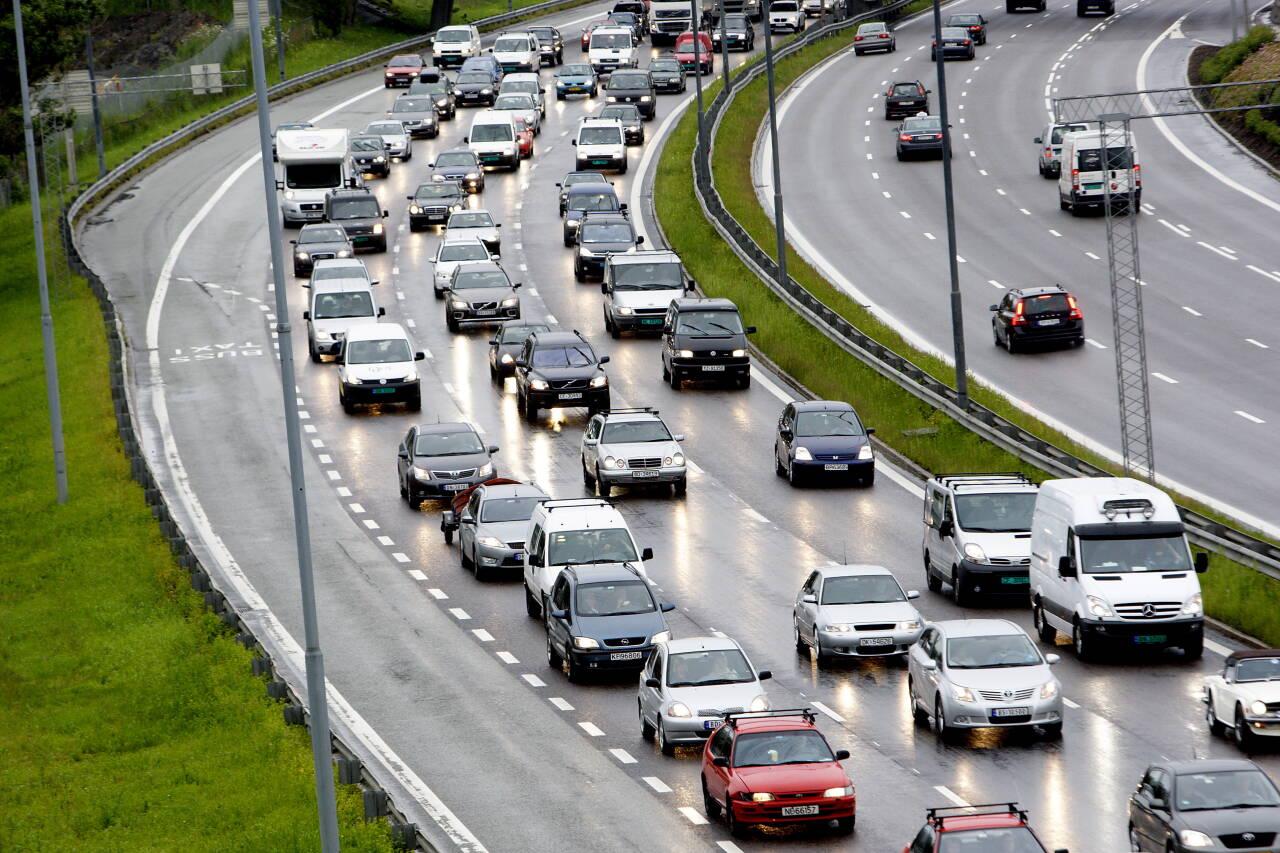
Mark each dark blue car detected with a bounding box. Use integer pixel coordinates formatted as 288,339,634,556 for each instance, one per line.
774,400,876,487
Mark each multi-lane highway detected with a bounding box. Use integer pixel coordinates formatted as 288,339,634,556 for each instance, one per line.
762,0,1280,536
80,1,1279,850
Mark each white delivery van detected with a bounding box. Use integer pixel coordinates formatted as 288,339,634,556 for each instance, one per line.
432,24,482,68
573,117,628,173
336,322,424,413
276,128,353,227
466,110,521,172
523,498,652,619
303,278,384,362
588,26,638,74
1029,477,1208,661
490,31,540,73
1057,128,1141,216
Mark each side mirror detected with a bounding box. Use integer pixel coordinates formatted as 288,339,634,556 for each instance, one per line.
641,547,654,561
645,677,661,688
906,590,920,599
370,278,381,286
496,223,503,228
515,358,528,368
757,670,772,681
922,659,938,671
462,135,469,143
866,427,876,435
620,202,629,211
554,182,562,187
834,749,851,761
672,434,685,442
598,355,610,365
513,282,522,289
779,428,793,442
584,437,599,446
397,448,409,458
713,756,729,768
1194,552,1209,573
406,195,415,201
550,608,567,620
427,162,435,168
938,519,954,538
491,254,500,261
441,509,457,530
1046,653,1061,664
414,351,426,361
459,511,475,524
488,445,500,454
377,307,387,317
289,239,297,245
302,310,310,320
926,88,933,94
660,602,675,612
745,325,757,334
488,338,499,346
989,304,999,311
801,593,816,604
636,235,644,244
383,210,389,217
1058,555,1078,578
530,552,543,567
570,139,577,146
1033,136,1043,144
275,180,284,191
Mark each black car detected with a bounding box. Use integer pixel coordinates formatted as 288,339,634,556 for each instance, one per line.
613,0,650,34
562,183,626,246
324,188,388,253
1128,759,1280,853
290,224,353,276
599,104,645,145
349,133,391,178
529,25,565,65
661,297,755,389
515,330,611,420
774,400,876,486
990,285,1084,352
896,114,944,160
387,95,440,138
272,121,313,161
556,171,613,215
931,26,975,60
545,563,674,681
407,182,465,231
945,12,987,44
885,80,930,119
429,149,485,193
607,10,645,42
397,422,499,509
603,70,657,119
648,58,687,94
711,14,756,52
444,261,522,332
409,77,457,119
453,70,497,106
489,320,551,378
574,212,643,280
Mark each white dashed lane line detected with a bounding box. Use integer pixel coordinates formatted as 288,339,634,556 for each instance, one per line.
427,588,448,600
408,569,428,582
609,748,637,765
678,806,708,825
376,535,393,546
1182,306,1203,317
643,777,672,794
934,785,970,807
1151,372,1178,384
521,673,547,687
812,701,845,722
1245,339,1269,349
1084,251,1101,260
578,722,605,737
549,697,574,711
392,552,410,563
472,628,494,642
1235,411,1266,424
335,485,351,496
449,607,470,620
496,651,519,664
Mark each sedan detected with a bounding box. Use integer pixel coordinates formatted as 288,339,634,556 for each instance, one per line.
1128,759,1280,853
793,564,922,663
598,104,645,145
528,25,565,65
397,422,498,509
444,261,521,331
445,209,502,251
711,14,755,52
453,70,497,106
492,92,542,134
383,53,425,87
432,236,496,297
387,95,440,138
853,21,895,54
775,399,875,486
406,182,465,232
896,114,944,160
945,12,987,44
555,63,599,99
648,58,687,93
290,224,353,276
364,120,412,160
931,26,975,60
442,481,548,580
429,149,485,193
489,320,551,378
409,77,457,119
556,171,612,215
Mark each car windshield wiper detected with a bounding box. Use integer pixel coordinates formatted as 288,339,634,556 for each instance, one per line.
689,678,753,686
705,322,739,334
595,607,655,616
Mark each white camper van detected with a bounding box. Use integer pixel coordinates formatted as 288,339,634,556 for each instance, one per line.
276,128,353,227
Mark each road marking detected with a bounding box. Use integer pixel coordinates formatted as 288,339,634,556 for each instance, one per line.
995,188,1006,196
348,501,364,513
1085,251,1101,260
934,785,970,808
924,232,936,240
335,486,351,497
1235,410,1266,424
326,470,342,481
472,628,494,642
988,280,1004,289
609,748,637,764
1182,306,1202,317
1245,339,1269,349
362,519,379,530
1063,697,1081,709
427,588,448,600
1197,241,1237,260
871,171,879,180
318,454,332,464
1151,372,1178,384
1157,218,1188,236
900,211,911,219
376,535,393,546
678,806,708,825
882,191,892,198
978,169,988,176
743,506,769,524
578,721,605,737
521,673,546,687
407,569,427,581
549,697,574,711
1048,229,1061,237
1247,265,1280,283
311,438,324,448
716,844,745,853
496,651,519,664
392,552,410,563
546,314,558,324
812,701,845,722
643,777,672,793
1206,638,1232,657
448,607,470,620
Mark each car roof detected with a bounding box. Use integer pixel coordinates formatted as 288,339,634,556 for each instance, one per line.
345,322,408,342
312,258,367,272
415,421,476,435
479,483,549,500
591,25,634,34
311,279,373,294
531,330,591,347
936,813,1026,832
453,261,505,274
327,187,376,199
1011,285,1070,297
792,399,854,413
440,234,488,247
672,297,738,312
534,498,627,530
1227,648,1280,661
817,563,894,579
608,250,679,264
600,409,663,424
451,207,494,217
733,716,817,734
933,618,1025,638
663,635,742,654
1162,758,1265,775
502,72,540,82
568,563,646,584
565,183,619,196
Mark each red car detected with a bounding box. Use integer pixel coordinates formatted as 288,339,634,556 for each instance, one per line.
514,117,535,159
674,31,714,75
701,709,855,838
384,54,425,87
902,803,1066,853
581,19,613,51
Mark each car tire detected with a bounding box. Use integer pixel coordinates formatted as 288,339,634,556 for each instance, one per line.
1040,722,1063,740
574,261,585,282
1072,619,1096,661
835,816,855,834
951,568,969,606
447,315,460,333
793,619,807,651
443,525,453,545
1034,600,1058,643
725,797,747,838
775,450,786,477
461,545,475,571
556,92,565,101
407,393,421,412
672,477,687,497
702,778,723,819
813,626,831,663
668,368,681,390
1127,824,1144,853
582,458,594,485
565,654,584,683
641,704,656,741
860,469,875,487
934,696,956,742
908,679,929,725
408,494,422,511
737,373,750,389
596,468,612,498
896,151,905,161
309,344,322,363
525,583,541,617
925,552,943,593
1183,635,1204,661
1234,705,1257,750
1006,333,1019,354
787,460,801,487
1205,694,1225,736
607,316,621,339
547,635,563,669
658,724,676,756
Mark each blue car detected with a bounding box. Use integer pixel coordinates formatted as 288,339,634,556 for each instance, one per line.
774,400,876,487
554,63,599,100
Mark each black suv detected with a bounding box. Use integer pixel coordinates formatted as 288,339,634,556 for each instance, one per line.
944,12,987,44
661,297,755,389
574,212,643,281
515,330,611,420
603,69,657,120
528,25,565,65
712,14,756,52
884,80,930,119
324,188,388,252
990,285,1084,352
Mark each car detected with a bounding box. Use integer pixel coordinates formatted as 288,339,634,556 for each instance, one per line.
582,407,687,497
406,182,465,232
903,802,1064,853
603,69,657,119
323,187,388,253
639,636,771,755
383,53,425,87
349,133,391,178
396,422,498,509
429,149,485,193
303,278,384,362
460,55,504,85
800,0,828,17
444,208,502,252
1203,649,1280,749
574,211,643,280
492,92,542,135
498,72,547,116
441,480,550,579
602,249,691,337
701,709,855,838
272,121,313,161
1034,121,1090,178
853,21,895,54
896,113,944,160
675,31,714,75
648,58,687,93
363,120,411,159
945,12,987,44
614,0,651,29
931,26,975,61
990,285,1084,351
555,63,599,99
885,80,930,119
335,322,424,414
556,171,612,216
793,564,922,662
514,330,611,420
588,26,639,73
514,117,535,159
432,236,495,297
711,13,755,51
580,19,614,52
768,0,805,33
444,261,522,332
409,76,457,119
387,94,440,138
290,224,353,276
1007,0,1046,9
573,117,628,173
306,257,377,291
489,320,551,378
774,399,875,486
562,182,626,244
598,104,645,146
452,70,498,107
1128,759,1280,853
662,297,754,389
490,31,540,73
607,10,646,42
907,619,1063,741
431,24,482,68
1077,0,1114,16
528,25,565,65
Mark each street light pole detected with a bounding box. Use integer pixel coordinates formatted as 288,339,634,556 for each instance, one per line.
762,27,788,290
13,0,69,504
718,7,731,88
246,1,341,850
270,0,286,82
84,30,107,179
691,0,706,149
930,0,968,409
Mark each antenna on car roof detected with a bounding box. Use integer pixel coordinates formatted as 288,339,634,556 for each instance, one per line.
841,541,847,565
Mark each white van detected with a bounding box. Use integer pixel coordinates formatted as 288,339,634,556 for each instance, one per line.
1029,477,1208,661
303,278,384,362
573,117,628,173
1057,129,1141,216
336,322,425,413
523,498,653,619
466,111,521,172
490,32,540,73
432,25,482,68
588,26,638,74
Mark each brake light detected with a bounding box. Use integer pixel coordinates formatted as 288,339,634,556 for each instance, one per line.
935,134,943,140
962,39,970,45
880,33,889,37
969,25,980,31
1071,168,1080,191
900,134,912,141
1044,147,1052,155
1067,294,1082,320
1012,300,1027,325
855,35,863,40
1133,163,1142,187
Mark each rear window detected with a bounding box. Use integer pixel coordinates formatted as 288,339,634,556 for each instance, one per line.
1019,293,1070,313
1050,124,1089,144
893,84,922,97
1077,146,1131,171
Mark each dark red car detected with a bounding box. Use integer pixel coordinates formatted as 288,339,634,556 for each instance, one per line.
701,709,855,838
384,54,425,87
902,803,1067,853
581,19,613,51
674,31,714,75
514,117,535,159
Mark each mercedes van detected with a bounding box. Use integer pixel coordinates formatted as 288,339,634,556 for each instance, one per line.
467,111,521,172
1057,128,1141,216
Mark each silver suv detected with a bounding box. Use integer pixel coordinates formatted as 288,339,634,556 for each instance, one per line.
581,407,687,497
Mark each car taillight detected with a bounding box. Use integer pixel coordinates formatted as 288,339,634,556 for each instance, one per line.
855,35,863,40
935,134,943,140
880,33,888,37
1133,163,1142,186
962,39,970,44
1012,300,1027,325
1067,294,1082,320
969,25,980,31
900,134,912,141
1044,147,1052,155
1071,168,1080,190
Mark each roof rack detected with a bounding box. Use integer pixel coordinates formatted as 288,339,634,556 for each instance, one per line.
723,708,817,728
604,407,658,416
926,802,1028,828
934,473,1035,490
539,498,615,511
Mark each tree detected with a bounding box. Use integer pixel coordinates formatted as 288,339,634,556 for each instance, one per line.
292,0,357,37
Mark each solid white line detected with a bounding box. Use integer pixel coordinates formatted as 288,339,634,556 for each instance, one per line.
743,506,770,524
811,700,845,722
449,607,471,620
549,697,574,711
630,92,696,222
1235,410,1266,424
643,776,672,793
1245,339,1269,349
934,785,970,807
408,569,428,581
717,843,746,853
471,628,494,642
496,651,519,664
1085,251,1101,260
1182,306,1203,317
521,673,546,687
609,748,637,764
750,368,793,404
578,721,605,737
677,806,708,825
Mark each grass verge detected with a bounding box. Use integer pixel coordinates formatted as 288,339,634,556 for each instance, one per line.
655,24,1280,645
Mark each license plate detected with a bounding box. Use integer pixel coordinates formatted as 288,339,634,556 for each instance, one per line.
476,309,496,316
991,706,1030,717
704,719,719,730
824,463,849,471
641,318,663,325
558,392,583,400
1038,318,1060,326
1134,634,1167,644
353,236,371,243
860,637,893,646
1001,576,1029,584
610,651,643,661
591,159,610,165
372,387,396,394
513,551,524,560
781,805,820,817
701,364,726,372
443,483,468,491
481,155,501,162
632,470,660,478
1084,182,1103,190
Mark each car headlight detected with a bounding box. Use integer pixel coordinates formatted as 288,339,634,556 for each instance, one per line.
373,223,384,234
437,98,448,107
295,251,309,260
452,88,462,95
1251,699,1268,716
731,349,746,357
1179,830,1214,848
432,174,445,182
1182,593,1203,616
676,349,693,358
858,444,874,460
951,685,975,703
481,88,492,94
1041,680,1059,699
640,95,652,102
898,620,921,631
385,71,395,77
603,456,620,470
607,95,619,102
651,630,671,643
822,786,853,798
284,190,296,200
572,636,600,650
749,793,775,802
476,536,504,548
476,462,493,478
794,446,813,461
450,299,468,309
529,379,549,391
822,623,852,633
314,329,334,341
749,694,769,712
590,374,607,387
667,701,691,718
1086,595,1115,618
671,453,685,467
614,306,634,315
963,543,988,564
409,205,422,214
578,247,596,257
501,297,519,307
374,155,386,163
412,466,430,479
500,353,514,364
465,172,480,180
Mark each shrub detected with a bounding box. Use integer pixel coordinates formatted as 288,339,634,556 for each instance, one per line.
1200,25,1275,84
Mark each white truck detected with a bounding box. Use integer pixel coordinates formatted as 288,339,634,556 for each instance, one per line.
650,0,694,44
276,128,354,228
705,0,763,22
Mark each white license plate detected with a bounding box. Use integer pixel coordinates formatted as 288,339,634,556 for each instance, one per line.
824,463,849,471
704,719,719,730
558,392,583,400
632,470,660,478
991,706,1030,717
443,484,468,491
860,637,893,646
1038,318,1060,326
610,651,643,661
476,309,497,316
701,364,726,372
781,805,820,817
513,551,524,560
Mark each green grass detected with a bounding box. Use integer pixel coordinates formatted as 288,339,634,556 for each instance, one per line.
390,0,594,27
0,206,396,849
656,25,1280,645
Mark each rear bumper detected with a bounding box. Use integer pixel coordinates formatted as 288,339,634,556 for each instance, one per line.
1008,322,1083,345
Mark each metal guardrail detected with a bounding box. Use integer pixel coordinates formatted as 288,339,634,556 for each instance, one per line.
688,0,1280,580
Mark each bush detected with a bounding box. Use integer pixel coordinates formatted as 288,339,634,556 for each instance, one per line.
1245,107,1280,146
1200,25,1275,84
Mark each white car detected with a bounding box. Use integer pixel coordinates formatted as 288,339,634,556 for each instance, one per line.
490,32,540,73
304,279,384,362
336,322,424,413
432,25,482,68
307,257,378,290
498,72,547,116
491,93,542,135
769,0,805,32
573,118,627,173
431,236,496,298
364,120,411,160
1204,649,1280,749
581,408,687,497
444,208,502,252
793,564,923,662
588,26,638,73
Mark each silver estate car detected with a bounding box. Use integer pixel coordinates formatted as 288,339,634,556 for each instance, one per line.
793,564,923,662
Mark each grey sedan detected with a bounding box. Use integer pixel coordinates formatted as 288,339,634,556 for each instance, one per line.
291,224,353,276
387,95,440,138
444,261,521,331
854,21,895,54
442,481,549,580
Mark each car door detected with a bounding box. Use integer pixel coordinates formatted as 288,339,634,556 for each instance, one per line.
640,646,665,725
795,569,821,641
704,725,734,801
583,414,603,470
398,427,416,483
910,628,940,708
524,522,544,590
908,824,936,853
1130,767,1170,850
775,404,795,465
460,488,484,560
924,484,946,574
661,305,678,368
547,574,573,655
516,338,534,394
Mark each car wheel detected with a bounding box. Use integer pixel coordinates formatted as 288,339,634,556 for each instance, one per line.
725,797,747,838
813,626,831,663
908,678,930,725
565,653,584,683
461,545,474,571
596,468,612,498
1005,332,1019,354
1034,600,1058,643
1040,721,1063,740
835,816,855,834
640,703,656,741
547,635,563,669
934,696,956,742
672,477,687,497
582,458,594,485
573,261,585,282
1205,693,1225,736
924,551,942,593
658,723,676,756
607,315,620,339
668,368,681,390
793,618,807,651
447,315,460,333
408,494,422,511
443,525,453,545
309,344,322,363
525,584,541,617
951,568,969,606
1234,705,1257,750
1183,635,1204,660
860,469,875,487
701,779,724,819
1072,619,1096,661
522,395,538,423
1127,824,1144,853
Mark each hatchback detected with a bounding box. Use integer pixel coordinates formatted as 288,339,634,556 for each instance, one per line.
990,285,1084,351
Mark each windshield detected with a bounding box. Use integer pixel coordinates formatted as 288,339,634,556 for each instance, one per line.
276,123,311,133
366,123,404,137
392,98,433,113
1175,770,1280,812
650,59,681,71
602,420,672,444
388,56,420,66
345,338,412,364
937,827,1046,853
613,262,681,289
675,35,706,51
449,212,494,228
329,197,380,220
311,265,368,283
601,106,640,121
794,410,863,437
471,124,513,142
436,152,477,168
453,270,511,289
581,223,633,243
609,73,649,89
946,634,1041,669
1050,123,1089,144
904,118,942,132
500,323,548,343
285,163,342,190
532,344,596,367
771,2,799,11
667,649,755,686
591,32,632,48
953,493,1036,533
479,496,543,523
439,244,489,262
575,580,655,616
312,292,373,320
414,431,484,456
495,37,531,51
1078,534,1191,574
1236,657,1280,682
504,81,539,95
350,137,384,152
1077,146,1131,171
457,72,491,85
568,191,619,210
299,227,347,244
1020,293,1070,313
415,185,460,200
579,127,623,145
494,95,534,109
436,30,470,42
417,81,449,95
561,64,593,76
675,310,744,335
549,529,638,565
821,574,904,605
733,731,833,767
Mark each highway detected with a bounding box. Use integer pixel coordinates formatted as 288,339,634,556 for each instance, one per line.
79,1,1279,849
761,0,1280,537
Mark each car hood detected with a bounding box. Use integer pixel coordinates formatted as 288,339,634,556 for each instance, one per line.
434,259,478,278
599,440,679,460
944,663,1053,693
333,216,380,229
530,366,599,382
793,434,870,455
376,133,408,145
666,681,763,714
312,316,379,336
575,609,666,641
297,240,350,254
652,70,682,79
477,519,530,544
559,74,594,83
816,601,919,625
391,110,436,122
613,288,682,310
1175,805,1280,838
1223,681,1280,702
455,81,491,91
580,241,636,255
607,87,650,97
954,529,1032,560
449,286,516,301
450,225,498,240
434,166,477,178
413,450,491,472
734,762,848,794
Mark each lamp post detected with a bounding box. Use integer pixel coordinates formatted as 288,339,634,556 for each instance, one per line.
762,28,788,291
691,0,706,149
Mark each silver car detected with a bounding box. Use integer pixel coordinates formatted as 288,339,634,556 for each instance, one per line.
793,564,923,662
907,619,1064,741
442,482,548,580
364,120,413,160
582,408,686,497
444,209,501,252
854,21,895,54
638,636,771,755
1035,121,1090,178
432,237,496,297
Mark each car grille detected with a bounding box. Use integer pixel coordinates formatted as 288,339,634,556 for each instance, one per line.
1114,601,1182,619
423,206,448,216
431,468,477,479
691,349,737,360
988,557,1031,566
627,457,663,469
505,541,525,549
309,252,335,261
470,301,498,310
773,791,824,800
696,706,744,717
814,453,856,461
300,203,323,212
634,307,667,316
1221,833,1276,849
603,636,647,647
977,688,1036,702
1267,702,1280,714
549,378,588,390
854,623,895,631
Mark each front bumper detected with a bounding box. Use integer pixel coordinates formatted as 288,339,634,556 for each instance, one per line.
557,82,595,95
405,121,438,138
474,541,526,572
345,232,387,252
407,471,490,499
1078,615,1203,649
476,150,519,169
575,153,626,171
456,91,495,105
670,357,750,380
384,73,417,86
953,558,1031,595
943,693,1062,729
352,159,390,176
597,465,686,486
281,201,325,223
433,52,471,67
311,336,343,355
527,386,610,410
816,624,920,657
435,174,483,193
621,126,644,145
410,207,456,228
449,304,521,324
341,379,420,405
610,311,667,332
729,794,856,827
567,643,655,670
792,457,874,479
